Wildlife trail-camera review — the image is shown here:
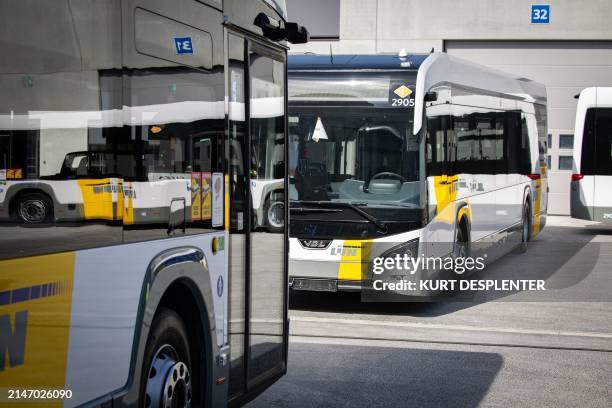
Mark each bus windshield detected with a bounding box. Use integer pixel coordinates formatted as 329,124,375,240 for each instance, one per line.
288,73,424,213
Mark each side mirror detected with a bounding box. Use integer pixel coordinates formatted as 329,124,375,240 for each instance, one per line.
273,161,285,179
285,22,310,44
254,14,310,44
424,91,438,102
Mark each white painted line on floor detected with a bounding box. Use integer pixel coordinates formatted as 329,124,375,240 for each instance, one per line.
291,316,612,340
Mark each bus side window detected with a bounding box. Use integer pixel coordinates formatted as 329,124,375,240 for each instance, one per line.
505,111,522,174
594,108,612,175
519,113,532,175
580,108,597,175
425,115,449,176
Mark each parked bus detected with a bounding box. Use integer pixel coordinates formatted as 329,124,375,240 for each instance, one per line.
0,0,307,406
288,53,547,293
571,87,612,222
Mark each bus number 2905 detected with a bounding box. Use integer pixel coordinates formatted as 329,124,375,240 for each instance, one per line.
391,98,415,107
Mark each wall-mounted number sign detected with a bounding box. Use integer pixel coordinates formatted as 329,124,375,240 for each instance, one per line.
174,37,194,54
531,5,550,24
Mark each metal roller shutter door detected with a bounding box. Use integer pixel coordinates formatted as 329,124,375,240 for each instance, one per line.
446,41,612,215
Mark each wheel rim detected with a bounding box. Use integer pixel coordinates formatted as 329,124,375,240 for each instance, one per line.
267,201,284,229
18,199,47,223
145,345,191,408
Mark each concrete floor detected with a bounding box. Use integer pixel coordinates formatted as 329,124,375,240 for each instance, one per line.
248,216,612,407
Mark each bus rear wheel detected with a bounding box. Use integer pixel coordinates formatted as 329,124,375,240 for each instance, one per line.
265,198,284,233
14,192,53,224
452,219,470,277
142,308,193,408
453,221,469,259
518,201,531,253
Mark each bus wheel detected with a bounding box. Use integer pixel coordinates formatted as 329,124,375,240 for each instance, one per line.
453,220,470,275
15,192,53,224
518,201,531,253
454,222,469,258
265,199,284,233
142,308,193,408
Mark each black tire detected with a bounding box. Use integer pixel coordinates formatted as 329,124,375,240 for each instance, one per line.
452,219,470,276
14,192,53,224
264,197,284,233
518,201,531,253
141,308,193,408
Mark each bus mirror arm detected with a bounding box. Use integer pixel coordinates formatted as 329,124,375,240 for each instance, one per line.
254,13,310,44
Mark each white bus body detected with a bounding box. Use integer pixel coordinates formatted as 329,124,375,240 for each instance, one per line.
288,53,547,293
0,0,308,406
571,87,612,222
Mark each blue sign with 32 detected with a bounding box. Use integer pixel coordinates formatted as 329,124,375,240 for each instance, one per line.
531,5,550,24
174,37,193,54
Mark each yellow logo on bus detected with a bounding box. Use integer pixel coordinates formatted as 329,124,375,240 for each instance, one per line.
0,253,75,407
393,85,413,99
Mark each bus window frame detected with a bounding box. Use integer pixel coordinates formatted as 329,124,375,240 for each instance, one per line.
224,28,290,405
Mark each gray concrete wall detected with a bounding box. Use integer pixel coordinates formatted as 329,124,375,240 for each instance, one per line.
289,1,612,216
290,0,612,54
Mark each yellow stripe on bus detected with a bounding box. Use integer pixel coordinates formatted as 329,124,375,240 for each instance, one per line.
533,178,542,236
124,181,135,225
0,252,75,407
77,178,121,221
224,175,230,231
338,240,372,281
433,175,459,224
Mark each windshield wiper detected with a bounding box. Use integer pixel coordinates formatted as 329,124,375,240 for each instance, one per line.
292,200,388,233
290,207,343,214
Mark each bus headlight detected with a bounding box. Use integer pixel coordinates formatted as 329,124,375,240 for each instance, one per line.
370,239,420,279
380,239,420,260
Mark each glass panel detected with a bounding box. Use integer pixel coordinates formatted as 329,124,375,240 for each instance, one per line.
559,134,574,149
559,155,573,170
288,71,422,240
548,134,553,149
580,109,596,175
289,72,417,106
594,108,612,175
119,66,224,242
248,46,286,382
0,27,123,260
227,33,247,398
547,155,551,169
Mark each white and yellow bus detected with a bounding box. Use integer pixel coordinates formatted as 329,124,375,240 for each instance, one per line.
287,53,547,293
0,0,308,406
571,87,612,222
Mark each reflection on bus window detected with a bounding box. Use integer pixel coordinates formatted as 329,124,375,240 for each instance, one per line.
0,65,225,258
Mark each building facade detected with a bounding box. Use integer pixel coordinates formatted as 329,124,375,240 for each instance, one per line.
288,0,612,215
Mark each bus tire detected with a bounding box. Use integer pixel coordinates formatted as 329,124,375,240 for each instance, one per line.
142,308,193,408
454,218,470,257
14,192,53,224
453,218,470,276
265,196,284,233
518,200,531,253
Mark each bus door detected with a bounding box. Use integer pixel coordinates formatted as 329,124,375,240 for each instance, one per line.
227,32,288,401
424,107,456,258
